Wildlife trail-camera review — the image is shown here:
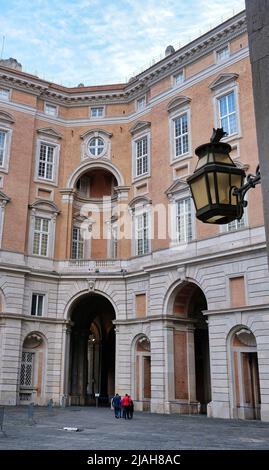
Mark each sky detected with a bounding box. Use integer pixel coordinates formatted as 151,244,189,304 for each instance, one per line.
0,0,246,87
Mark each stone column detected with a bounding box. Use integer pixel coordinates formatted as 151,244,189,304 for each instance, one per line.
150,320,166,414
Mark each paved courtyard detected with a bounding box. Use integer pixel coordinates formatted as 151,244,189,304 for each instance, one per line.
0,405,269,450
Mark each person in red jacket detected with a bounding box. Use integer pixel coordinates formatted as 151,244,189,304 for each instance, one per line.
122,393,130,419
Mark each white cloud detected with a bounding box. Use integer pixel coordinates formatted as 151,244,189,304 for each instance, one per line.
0,0,246,86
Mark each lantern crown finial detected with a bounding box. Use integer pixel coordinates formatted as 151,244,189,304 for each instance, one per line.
210,127,227,144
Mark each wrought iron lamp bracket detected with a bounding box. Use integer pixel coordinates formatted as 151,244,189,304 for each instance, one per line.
232,164,261,219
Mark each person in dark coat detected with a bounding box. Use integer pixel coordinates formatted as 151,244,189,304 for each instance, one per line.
112,393,121,418
129,396,134,419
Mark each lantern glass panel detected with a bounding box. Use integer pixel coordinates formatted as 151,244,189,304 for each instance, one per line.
207,172,217,203
217,172,230,204
196,155,209,169
214,153,233,164
190,175,209,210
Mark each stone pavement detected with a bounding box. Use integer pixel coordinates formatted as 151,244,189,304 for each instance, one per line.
0,405,269,450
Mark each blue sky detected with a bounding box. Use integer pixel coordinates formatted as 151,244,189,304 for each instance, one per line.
0,0,245,87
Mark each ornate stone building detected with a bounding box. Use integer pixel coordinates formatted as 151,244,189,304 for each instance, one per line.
0,10,269,421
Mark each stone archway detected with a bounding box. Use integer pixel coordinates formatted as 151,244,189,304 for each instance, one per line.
230,327,261,420
68,293,116,406
168,280,211,414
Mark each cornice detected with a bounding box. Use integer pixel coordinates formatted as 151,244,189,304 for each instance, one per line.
0,12,247,106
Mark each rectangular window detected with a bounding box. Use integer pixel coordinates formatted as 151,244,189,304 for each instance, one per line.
20,352,34,387
218,91,237,135
176,197,193,243
136,96,146,110
136,136,148,177
136,212,149,256
44,103,57,116
0,130,6,166
174,71,184,85
174,113,189,157
71,227,84,259
38,143,55,180
33,217,49,256
31,293,44,316
0,88,9,100
216,46,229,62
91,107,104,118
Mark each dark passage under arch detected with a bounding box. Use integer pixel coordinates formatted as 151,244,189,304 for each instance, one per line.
69,293,115,406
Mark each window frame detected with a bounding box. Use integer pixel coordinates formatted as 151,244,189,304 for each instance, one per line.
174,196,195,245
32,216,50,257
173,70,185,86
133,207,151,256
136,95,146,111
213,83,241,141
215,44,230,63
132,131,151,182
0,126,12,173
0,88,10,101
30,293,45,316
90,106,105,119
35,138,60,186
44,102,58,117
71,226,85,259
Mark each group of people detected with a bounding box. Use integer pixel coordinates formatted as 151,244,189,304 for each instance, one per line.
111,393,134,419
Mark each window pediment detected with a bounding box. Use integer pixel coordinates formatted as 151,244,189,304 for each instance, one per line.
167,96,191,113
129,195,152,209
80,129,113,140
29,200,60,214
0,110,15,125
209,73,239,90
0,190,11,205
165,178,189,199
37,128,62,140
129,121,151,135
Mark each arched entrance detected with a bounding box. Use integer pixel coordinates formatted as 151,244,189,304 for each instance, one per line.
134,335,151,411
69,293,116,406
230,327,261,419
19,332,46,405
171,281,211,414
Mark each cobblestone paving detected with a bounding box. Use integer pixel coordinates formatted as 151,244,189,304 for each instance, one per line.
0,406,269,450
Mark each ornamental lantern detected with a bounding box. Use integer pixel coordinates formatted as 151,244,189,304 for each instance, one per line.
187,128,246,224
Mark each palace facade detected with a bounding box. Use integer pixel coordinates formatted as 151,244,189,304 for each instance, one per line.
0,10,269,421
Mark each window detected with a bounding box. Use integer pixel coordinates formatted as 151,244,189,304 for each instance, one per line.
135,212,149,255
216,46,230,62
31,293,44,316
0,130,6,166
87,137,105,157
38,143,55,180
176,197,193,243
218,91,237,136
71,227,84,259
0,88,9,101
227,212,246,232
44,103,57,116
20,352,34,387
90,107,104,118
174,113,189,158
174,71,184,85
33,217,49,256
136,96,146,111
135,136,148,177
